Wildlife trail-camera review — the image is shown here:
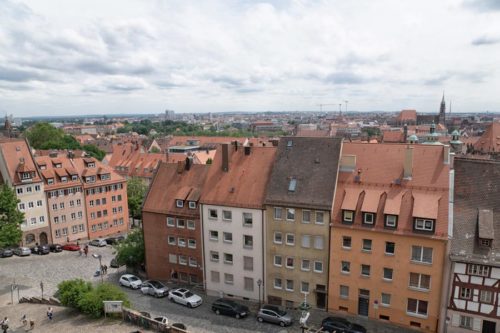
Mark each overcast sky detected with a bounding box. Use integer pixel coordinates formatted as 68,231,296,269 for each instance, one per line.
1,0,499,116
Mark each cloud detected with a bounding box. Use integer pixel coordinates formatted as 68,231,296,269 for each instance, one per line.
423,71,488,85
0,66,48,82
324,72,372,85
463,0,500,12
471,35,500,45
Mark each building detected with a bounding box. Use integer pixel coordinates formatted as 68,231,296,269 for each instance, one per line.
329,143,451,333
472,121,500,155
142,160,209,284
0,139,50,246
446,158,500,333
35,153,88,243
264,137,342,310
200,143,277,301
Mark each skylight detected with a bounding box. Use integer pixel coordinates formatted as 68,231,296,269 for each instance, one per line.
288,178,297,192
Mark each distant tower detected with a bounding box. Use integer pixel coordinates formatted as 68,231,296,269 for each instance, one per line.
438,93,446,125
4,114,12,138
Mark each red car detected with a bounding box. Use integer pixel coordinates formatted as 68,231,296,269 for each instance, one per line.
62,243,80,251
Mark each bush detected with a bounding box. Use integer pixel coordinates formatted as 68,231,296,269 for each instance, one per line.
77,283,130,318
57,279,92,308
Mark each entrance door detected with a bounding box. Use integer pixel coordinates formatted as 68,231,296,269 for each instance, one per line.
482,320,496,333
358,289,369,316
39,232,48,245
316,284,326,309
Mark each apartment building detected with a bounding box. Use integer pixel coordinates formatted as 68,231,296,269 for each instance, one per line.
201,143,276,301
72,157,129,239
446,158,499,333
264,137,342,309
0,139,50,246
329,143,451,333
35,153,88,243
142,160,209,284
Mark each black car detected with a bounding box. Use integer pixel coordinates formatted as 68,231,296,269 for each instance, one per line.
30,245,50,255
105,235,125,245
211,298,249,319
49,244,62,252
0,248,14,258
321,317,367,333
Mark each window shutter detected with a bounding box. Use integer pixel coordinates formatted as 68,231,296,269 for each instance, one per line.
472,318,481,331
451,314,459,327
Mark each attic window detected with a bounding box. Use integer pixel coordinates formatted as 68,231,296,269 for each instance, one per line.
47,178,54,185
60,176,68,183
287,140,293,148
55,163,62,168
21,172,32,180
39,165,46,170
71,175,78,181
176,200,184,208
288,178,297,192
100,173,111,181
188,201,196,209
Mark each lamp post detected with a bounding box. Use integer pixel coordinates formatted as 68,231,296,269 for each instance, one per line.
257,279,262,308
92,254,103,283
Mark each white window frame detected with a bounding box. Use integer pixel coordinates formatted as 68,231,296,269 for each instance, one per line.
176,199,184,208
315,211,324,224
302,210,311,224
209,209,218,219
385,215,397,227
188,201,196,209
301,259,310,271
168,236,176,245
411,246,433,264
314,261,323,273
223,253,233,265
274,278,282,289
285,233,295,246
381,293,391,307
343,210,354,223
243,212,253,226
363,212,375,225
210,251,219,262
362,239,372,252
286,257,294,269
342,236,352,249
414,218,434,232
274,255,282,267
188,238,196,249
383,267,393,281
187,220,195,230
286,208,295,221
285,279,294,291
274,231,282,244
209,230,219,241
341,261,350,273
340,285,349,298
407,298,428,317
223,232,233,243
222,210,232,221
177,219,185,228
409,272,431,291
361,264,370,277
274,207,282,220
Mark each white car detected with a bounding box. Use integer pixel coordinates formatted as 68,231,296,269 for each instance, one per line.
167,288,203,308
119,274,142,289
89,238,107,247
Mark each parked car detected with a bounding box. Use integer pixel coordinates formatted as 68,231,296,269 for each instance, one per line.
257,304,293,327
62,243,80,251
13,247,31,256
0,248,14,258
118,274,142,289
105,235,125,245
30,245,50,255
212,298,249,319
321,317,367,333
139,311,151,318
89,238,107,247
140,280,169,297
49,244,62,252
167,288,203,308
153,316,169,325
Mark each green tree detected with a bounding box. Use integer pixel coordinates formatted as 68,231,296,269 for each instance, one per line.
25,122,80,150
127,177,148,220
0,185,24,247
82,144,106,161
78,283,130,318
114,229,144,269
57,279,92,308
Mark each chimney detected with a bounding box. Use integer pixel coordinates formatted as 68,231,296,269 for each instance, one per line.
233,140,238,151
177,161,184,174
403,124,408,143
339,155,356,173
222,143,229,172
403,145,413,179
185,156,192,170
443,145,450,165
244,146,251,155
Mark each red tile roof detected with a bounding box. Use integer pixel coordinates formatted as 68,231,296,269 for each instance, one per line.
0,138,42,184
397,109,417,122
473,121,500,153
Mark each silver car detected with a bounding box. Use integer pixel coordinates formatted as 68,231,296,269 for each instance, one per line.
140,280,169,297
13,247,31,256
257,305,293,327
89,238,107,247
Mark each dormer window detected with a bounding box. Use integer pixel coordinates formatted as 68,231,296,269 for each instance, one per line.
385,215,398,228
61,176,68,183
47,178,54,185
71,175,78,181
21,172,32,180
362,213,375,225
288,178,297,192
88,162,95,168
100,173,111,181
39,165,46,170
85,176,96,183
176,199,184,208
342,210,354,223
480,239,492,247
55,163,62,168
414,218,435,232
188,201,196,209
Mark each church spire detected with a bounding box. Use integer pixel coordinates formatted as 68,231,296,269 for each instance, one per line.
438,92,446,125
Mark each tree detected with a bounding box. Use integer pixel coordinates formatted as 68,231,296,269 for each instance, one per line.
113,229,144,269
82,144,106,161
127,177,148,220
78,283,130,318
57,279,92,308
0,185,24,247
25,122,80,150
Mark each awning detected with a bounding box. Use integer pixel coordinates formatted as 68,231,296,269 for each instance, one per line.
412,192,441,220
341,188,361,211
384,191,405,215
361,190,383,213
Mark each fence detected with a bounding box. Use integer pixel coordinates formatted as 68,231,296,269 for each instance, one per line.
123,308,188,333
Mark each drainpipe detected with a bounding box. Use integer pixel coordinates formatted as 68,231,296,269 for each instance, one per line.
261,208,265,305
200,204,207,291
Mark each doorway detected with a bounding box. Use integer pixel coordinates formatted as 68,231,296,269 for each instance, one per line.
358,289,370,316
316,284,326,309
39,232,48,245
482,320,496,333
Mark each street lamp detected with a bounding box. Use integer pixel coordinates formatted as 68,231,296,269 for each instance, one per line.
92,254,103,283
256,279,262,308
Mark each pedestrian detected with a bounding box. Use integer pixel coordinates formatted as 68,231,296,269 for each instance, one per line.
100,265,105,275
20,314,27,326
103,264,108,274
29,320,35,330
84,245,88,257
79,247,83,256
1,316,9,333
47,306,53,321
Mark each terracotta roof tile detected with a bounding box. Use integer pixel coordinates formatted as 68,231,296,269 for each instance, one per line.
0,139,42,184
412,192,441,220
361,190,384,213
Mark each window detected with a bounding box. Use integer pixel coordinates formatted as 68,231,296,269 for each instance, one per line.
17,188,23,195
302,210,311,223
54,217,59,224
314,236,324,249
459,316,472,329
409,273,430,290
343,210,354,223
19,203,25,210
460,287,472,299
55,230,61,238
407,298,428,316
301,259,310,271
71,225,78,233
274,255,282,267
188,201,196,209
467,264,490,277
274,232,282,244
288,178,297,192
286,279,294,291
286,208,295,221
299,281,309,293
78,211,82,219
112,195,116,202
342,236,352,249
179,255,187,265
62,227,68,235
341,261,350,273
177,219,185,228
381,293,391,306
39,216,45,223
211,271,220,283
222,210,232,221
209,230,219,241
168,236,176,245
243,256,253,271
286,233,295,246
411,246,433,264
224,273,234,285
69,200,74,207
361,264,370,277
102,198,107,205
274,207,283,220
274,278,282,289
243,235,253,248
189,257,197,267
188,238,196,248
302,235,311,248
61,215,66,222
223,253,233,264
78,224,84,232
385,215,397,228
243,212,253,226
383,268,393,280
71,213,76,220
244,277,254,291
314,261,323,273
286,257,294,269
176,199,184,208
223,232,233,243
187,220,195,229
209,209,218,219
210,251,219,262
28,202,34,208
315,211,324,224
480,239,491,247
76,199,81,206
385,242,395,255
96,199,101,206
37,200,42,207
340,285,349,298
52,203,57,210
26,187,32,193
362,239,372,252
414,218,434,232
363,213,375,225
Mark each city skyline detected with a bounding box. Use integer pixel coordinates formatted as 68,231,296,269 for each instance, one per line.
1,0,500,116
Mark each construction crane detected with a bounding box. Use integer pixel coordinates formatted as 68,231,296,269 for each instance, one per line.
317,104,336,112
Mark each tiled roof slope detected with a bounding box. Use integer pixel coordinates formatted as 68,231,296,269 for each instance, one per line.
143,162,209,215
473,121,500,153
451,158,500,266
265,137,342,210
35,155,81,190
0,138,42,184
201,145,277,210
332,143,450,239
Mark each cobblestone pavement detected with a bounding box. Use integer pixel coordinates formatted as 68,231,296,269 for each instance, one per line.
0,247,418,333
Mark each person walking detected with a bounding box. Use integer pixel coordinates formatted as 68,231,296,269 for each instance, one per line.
47,307,53,321
84,245,88,257
103,264,108,274
1,316,9,333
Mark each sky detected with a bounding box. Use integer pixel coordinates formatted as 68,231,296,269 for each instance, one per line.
0,0,500,116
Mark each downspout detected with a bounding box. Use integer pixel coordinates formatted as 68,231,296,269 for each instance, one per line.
261,207,265,304
200,203,206,291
